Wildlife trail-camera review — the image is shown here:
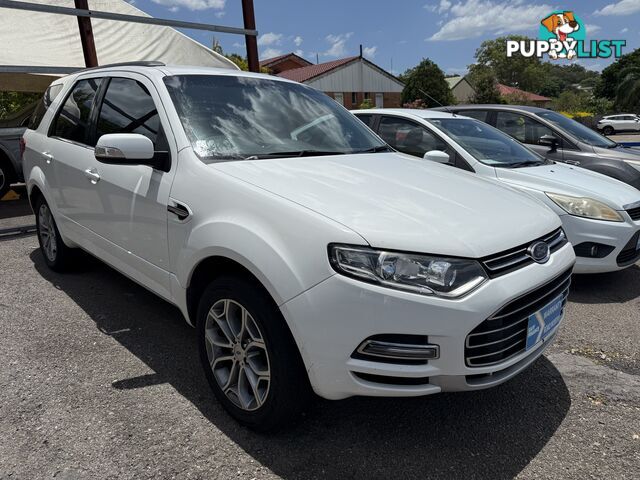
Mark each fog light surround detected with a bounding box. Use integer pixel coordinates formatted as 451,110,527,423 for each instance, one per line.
357,339,440,361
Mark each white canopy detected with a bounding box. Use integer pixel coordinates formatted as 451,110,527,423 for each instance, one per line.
0,0,239,91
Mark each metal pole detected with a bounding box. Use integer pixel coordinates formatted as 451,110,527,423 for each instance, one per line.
241,0,259,72
74,0,98,67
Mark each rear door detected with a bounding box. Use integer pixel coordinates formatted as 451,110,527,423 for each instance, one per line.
46,77,104,230
87,74,176,294
494,110,565,163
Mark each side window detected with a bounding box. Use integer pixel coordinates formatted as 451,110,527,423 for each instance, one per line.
96,78,161,146
51,79,101,144
379,116,450,158
495,111,555,146
460,110,489,122
355,114,373,128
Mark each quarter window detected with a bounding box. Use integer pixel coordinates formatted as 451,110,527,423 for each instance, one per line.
52,78,101,144
96,78,161,146
495,111,555,146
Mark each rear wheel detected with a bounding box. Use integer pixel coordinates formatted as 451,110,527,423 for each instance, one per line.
0,158,14,199
603,125,614,136
35,197,77,271
197,275,310,431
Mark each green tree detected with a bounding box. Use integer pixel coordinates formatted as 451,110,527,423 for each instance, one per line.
467,64,502,104
400,58,455,107
594,48,640,101
0,91,40,121
614,66,640,111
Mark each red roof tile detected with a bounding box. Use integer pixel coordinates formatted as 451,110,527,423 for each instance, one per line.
497,83,551,102
276,56,359,83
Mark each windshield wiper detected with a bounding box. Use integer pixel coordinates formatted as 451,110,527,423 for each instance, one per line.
351,145,393,153
502,160,546,168
244,150,348,159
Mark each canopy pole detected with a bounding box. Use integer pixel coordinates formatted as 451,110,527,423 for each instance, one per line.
74,0,98,67
241,0,259,72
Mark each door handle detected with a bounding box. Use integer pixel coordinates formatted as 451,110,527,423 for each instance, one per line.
42,152,54,164
84,168,101,184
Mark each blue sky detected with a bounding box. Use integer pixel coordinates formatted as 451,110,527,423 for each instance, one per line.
130,0,640,75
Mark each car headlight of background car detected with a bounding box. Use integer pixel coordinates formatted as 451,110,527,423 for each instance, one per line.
328,245,487,298
545,193,623,222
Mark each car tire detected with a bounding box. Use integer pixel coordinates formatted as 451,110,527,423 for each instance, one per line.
35,197,78,271
196,274,311,431
603,126,614,136
0,158,14,200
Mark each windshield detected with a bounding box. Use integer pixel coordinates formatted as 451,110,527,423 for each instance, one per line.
426,118,544,167
164,75,386,161
535,110,617,148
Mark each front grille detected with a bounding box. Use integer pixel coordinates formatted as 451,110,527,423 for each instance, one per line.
465,268,572,367
627,206,640,221
481,228,567,278
616,231,640,266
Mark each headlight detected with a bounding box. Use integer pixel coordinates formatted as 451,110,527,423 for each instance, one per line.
545,193,623,222
328,245,487,298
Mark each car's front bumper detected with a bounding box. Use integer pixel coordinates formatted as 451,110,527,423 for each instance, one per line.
560,213,640,273
281,243,576,400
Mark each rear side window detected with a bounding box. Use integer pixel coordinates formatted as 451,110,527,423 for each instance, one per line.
51,79,101,144
28,84,63,130
96,78,161,145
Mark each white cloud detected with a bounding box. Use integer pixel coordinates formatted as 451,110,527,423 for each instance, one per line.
428,0,552,41
424,0,451,13
168,5,179,12
294,49,305,57
446,67,468,75
232,42,243,48
594,0,640,16
620,27,629,33
215,11,225,18
585,24,602,33
294,36,303,47
258,32,283,47
261,48,283,59
323,32,353,57
363,46,378,58
151,0,225,11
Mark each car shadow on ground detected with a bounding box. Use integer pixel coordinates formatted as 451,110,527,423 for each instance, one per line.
31,250,571,480
569,265,640,304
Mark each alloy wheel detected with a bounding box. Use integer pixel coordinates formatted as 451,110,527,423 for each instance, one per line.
204,298,271,411
38,203,58,262
0,167,5,193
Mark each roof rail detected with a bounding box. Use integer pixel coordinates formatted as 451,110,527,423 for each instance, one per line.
82,61,166,72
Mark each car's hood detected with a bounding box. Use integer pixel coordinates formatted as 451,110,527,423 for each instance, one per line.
213,153,560,258
495,162,640,209
596,145,640,161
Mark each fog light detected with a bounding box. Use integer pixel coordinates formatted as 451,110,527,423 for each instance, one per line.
357,339,440,361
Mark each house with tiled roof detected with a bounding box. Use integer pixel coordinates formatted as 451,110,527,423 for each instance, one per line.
259,53,312,74
496,83,552,108
262,49,404,109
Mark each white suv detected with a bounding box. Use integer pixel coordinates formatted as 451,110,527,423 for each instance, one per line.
597,114,640,135
23,63,575,430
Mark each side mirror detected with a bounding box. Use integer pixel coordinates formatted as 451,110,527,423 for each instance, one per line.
423,150,450,164
539,134,559,151
95,133,155,165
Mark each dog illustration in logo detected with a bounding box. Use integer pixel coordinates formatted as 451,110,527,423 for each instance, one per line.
541,11,580,59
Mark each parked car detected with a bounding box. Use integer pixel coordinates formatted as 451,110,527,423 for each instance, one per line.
596,114,640,135
0,102,35,198
433,105,640,191
23,63,575,430
354,109,640,273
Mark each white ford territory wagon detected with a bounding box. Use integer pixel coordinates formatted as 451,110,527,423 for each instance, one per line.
23,63,575,430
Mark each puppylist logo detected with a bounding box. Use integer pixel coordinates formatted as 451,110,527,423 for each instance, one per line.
507,10,626,60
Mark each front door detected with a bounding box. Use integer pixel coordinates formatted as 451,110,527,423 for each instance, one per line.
375,93,384,108
88,74,176,295
494,111,565,163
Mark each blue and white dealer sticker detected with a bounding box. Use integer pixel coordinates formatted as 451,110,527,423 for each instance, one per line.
526,295,564,350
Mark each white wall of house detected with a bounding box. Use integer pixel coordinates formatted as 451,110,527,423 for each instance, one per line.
306,59,403,93
452,80,476,103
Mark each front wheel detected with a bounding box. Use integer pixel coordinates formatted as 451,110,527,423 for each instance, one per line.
603,126,614,136
35,197,77,271
0,160,13,199
197,275,311,431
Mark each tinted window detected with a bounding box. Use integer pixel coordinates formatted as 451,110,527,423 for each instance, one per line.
355,114,373,127
379,116,450,158
52,79,101,144
28,84,63,130
495,111,555,145
428,118,544,167
535,110,616,148
96,78,160,146
164,75,384,161
459,110,488,122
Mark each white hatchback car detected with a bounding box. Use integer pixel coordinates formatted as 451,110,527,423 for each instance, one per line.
355,109,640,274
23,63,575,430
